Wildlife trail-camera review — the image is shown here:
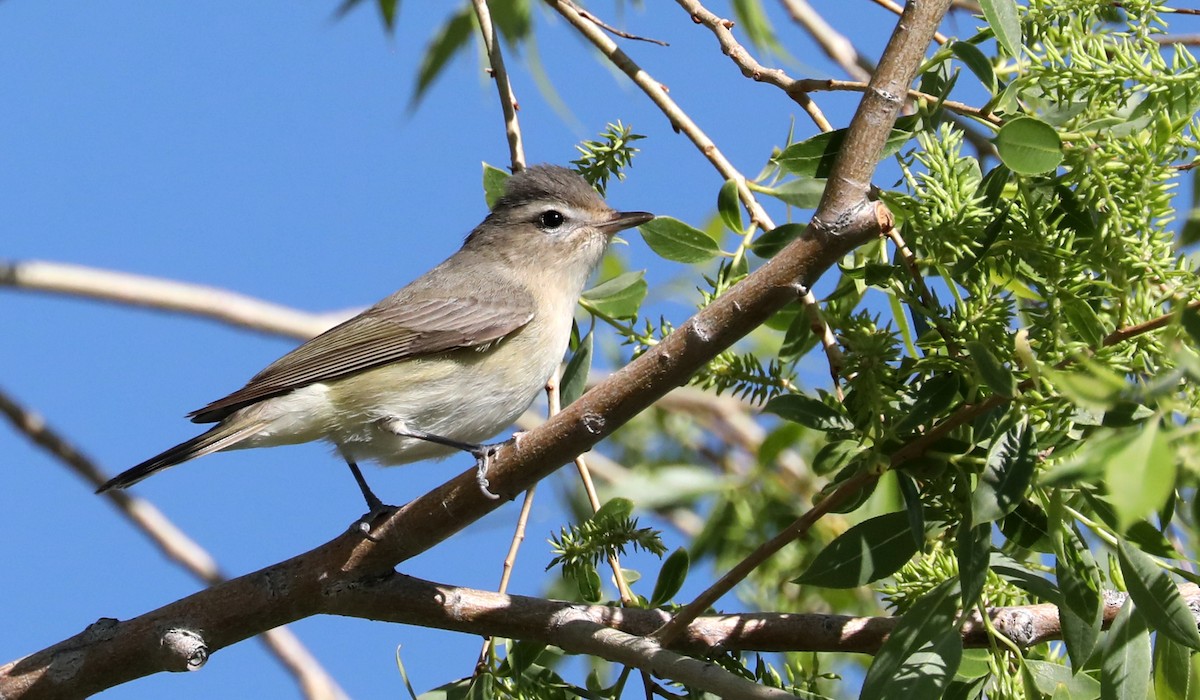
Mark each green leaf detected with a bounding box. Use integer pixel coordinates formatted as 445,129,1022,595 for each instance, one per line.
1181,306,1200,346
764,393,854,432
895,373,961,435
950,40,998,94
506,640,546,675
593,497,633,522
650,548,689,606
811,439,865,476
774,116,918,178
574,566,602,603
333,0,400,31
488,0,532,42
999,500,1052,553
482,163,510,209
979,0,1022,58
992,554,1060,602
1026,661,1101,698
972,417,1036,524
376,0,400,28
638,217,720,263
560,332,592,408
750,222,806,258
957,520,991,610
466,671,493,700
897,471,927,550
1101,599,1151,700
1056,523,1103,669
994,116,1063,175
1062,296,1108,346
1181,170,1200,246
1103,421,1175,532
880,632,963,700
581,271,647,319
1117,540,1200,650
757,178,826,209
860,580,961,700
411,8,475,108
1153,635,1192,700
717,179,743,233
966,340,1015,397
793,512,923,588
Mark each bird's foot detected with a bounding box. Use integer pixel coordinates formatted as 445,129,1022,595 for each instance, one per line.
350,501,400,541
468,443,504,500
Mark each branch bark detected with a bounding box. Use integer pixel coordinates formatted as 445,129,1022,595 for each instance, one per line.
10,571,1185,699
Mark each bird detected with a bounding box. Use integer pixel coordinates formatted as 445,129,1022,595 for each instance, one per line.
97,164,653,515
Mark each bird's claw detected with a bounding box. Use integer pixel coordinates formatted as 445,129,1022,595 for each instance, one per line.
350,502,399,541
473,444,503,500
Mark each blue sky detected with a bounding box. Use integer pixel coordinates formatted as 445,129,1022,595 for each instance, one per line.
2,2,935,698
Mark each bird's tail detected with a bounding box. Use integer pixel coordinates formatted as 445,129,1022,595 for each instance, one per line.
97,420,265,493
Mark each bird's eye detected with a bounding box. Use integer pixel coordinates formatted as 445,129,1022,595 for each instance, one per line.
537,210,565,230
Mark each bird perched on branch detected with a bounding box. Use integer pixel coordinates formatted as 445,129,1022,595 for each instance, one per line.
98,165,653,516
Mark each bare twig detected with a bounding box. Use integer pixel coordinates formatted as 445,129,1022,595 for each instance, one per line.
1,259,339,340
1155,34,1200,45
557,374,637,604
676,0,833,132
566,0,669,46
885,228,963,356
0,387,348,700
797,78,1002,125
471,0,526,172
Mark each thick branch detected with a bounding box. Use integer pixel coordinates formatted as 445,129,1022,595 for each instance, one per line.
329,576,1200,653
11,571,1183,699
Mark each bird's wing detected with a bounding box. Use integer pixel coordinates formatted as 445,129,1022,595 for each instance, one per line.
188,293,535,423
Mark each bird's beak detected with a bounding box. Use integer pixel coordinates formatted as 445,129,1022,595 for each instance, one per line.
598,210,655,236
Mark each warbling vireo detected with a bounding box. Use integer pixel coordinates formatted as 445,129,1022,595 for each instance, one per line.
97,165,653,511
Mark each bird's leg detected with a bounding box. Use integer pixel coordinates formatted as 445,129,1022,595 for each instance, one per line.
382,420,503,500
341,455,396,537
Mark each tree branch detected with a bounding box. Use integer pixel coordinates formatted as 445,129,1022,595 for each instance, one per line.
1,259,341,340
0,386,348,700
470,0,525,172
11,570,1184,699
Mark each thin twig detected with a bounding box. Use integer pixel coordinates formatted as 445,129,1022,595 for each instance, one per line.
551,366,636,604
566,0,669,46
885,228,963,356
1155,34,1200,45
797,78,1002,125
651,470,879,645
676,0,833,132
470,0,526,172
474,482,537,673
516,406,706,536
0,386,348,700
